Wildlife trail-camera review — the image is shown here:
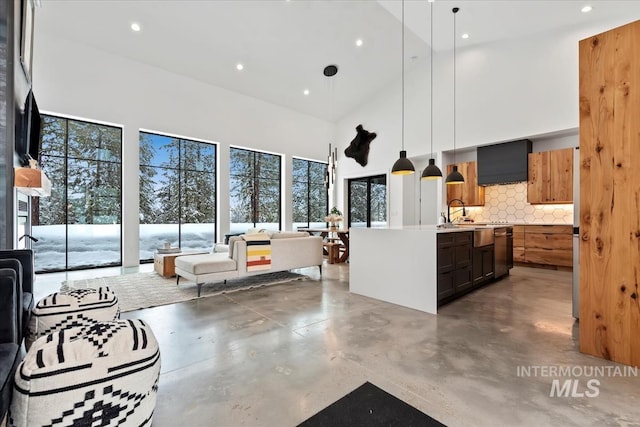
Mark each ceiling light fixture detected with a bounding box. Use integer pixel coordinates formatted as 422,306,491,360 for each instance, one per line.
581,5,593,13
391,0,415,176
236,63,244,71
445,7,465,185
355,39,363,47
303,89,310,96
323,65,338,77
130,22,141,32
422,0,442,180
461,33,469,39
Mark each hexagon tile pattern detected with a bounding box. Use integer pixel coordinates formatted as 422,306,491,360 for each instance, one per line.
465,182,573,224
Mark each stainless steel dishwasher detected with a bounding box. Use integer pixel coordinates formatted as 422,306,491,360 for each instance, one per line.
494,227,508,278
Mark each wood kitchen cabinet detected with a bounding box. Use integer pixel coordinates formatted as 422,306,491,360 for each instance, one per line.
446,161,485,207
512,224,572,268
524,225,572,267
512,225,525,262
527,148,573,204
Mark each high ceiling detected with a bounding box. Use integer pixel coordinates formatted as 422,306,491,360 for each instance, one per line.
36,0,640,122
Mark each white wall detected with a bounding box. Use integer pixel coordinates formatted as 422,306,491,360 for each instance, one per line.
33,34,333,266
335,17,631,226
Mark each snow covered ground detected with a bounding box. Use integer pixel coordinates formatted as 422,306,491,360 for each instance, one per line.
31,221,340,272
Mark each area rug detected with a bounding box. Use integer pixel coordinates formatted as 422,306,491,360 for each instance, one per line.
61,271,310,312
298,382,446,427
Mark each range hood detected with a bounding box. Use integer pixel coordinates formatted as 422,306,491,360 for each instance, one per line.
477,139,532,186
14,167,51,197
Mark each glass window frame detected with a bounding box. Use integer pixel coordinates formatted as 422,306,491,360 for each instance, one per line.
138,131,217,263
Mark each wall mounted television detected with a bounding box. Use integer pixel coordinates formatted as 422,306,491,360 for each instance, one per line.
14,90,41,167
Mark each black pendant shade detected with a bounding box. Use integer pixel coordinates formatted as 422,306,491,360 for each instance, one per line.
422,158,443,180
445,7,464,186
391,150,415,175
421,1,443,181
391,0,415,176
445,165,464,185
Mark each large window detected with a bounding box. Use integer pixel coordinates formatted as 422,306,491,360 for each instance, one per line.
139,132,216,261
32,115,122,272
348,174,387,228
229,147,281,233
292,158,328,229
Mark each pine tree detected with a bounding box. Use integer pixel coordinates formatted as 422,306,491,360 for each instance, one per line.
139,133,159,224
37,115,67,225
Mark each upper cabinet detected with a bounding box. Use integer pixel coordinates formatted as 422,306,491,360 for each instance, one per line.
446,161,485,206
527,148,573,204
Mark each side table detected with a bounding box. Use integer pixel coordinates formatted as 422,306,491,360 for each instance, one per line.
154,251,208,278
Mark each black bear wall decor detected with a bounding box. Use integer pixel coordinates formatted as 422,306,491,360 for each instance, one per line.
344,124,377,167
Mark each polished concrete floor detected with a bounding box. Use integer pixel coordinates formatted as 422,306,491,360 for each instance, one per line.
34,264,640,427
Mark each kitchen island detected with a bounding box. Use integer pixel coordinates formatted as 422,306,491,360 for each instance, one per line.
350,225,511,314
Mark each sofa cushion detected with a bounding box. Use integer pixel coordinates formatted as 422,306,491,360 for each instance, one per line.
271,231,310,239
228,236,243,259
175,253,236,275
212,243,229,253
241,233,270,241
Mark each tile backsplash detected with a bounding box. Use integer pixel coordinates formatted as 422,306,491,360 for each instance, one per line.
464,182,573,224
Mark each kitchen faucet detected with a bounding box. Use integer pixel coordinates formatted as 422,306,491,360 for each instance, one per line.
447,199,466,223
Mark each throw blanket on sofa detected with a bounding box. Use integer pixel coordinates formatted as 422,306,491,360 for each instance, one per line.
242,234,272,272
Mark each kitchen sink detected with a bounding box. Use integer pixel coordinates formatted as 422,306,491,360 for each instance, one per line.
473,228,495,247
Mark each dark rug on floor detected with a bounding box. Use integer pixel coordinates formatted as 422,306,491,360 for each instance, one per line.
298,382,446,427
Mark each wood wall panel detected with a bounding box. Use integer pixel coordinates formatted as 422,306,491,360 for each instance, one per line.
579,20,640,367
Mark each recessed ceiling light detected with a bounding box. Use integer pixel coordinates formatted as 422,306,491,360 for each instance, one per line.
355,39,363,47
236,63,244,71
581,5,592,13
303,89,310,96
130,22,141,32
461,33,469,39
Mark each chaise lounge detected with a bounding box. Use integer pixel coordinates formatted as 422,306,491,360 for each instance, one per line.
175,231,323,296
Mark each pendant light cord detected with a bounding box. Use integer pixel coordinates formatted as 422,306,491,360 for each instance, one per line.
401,0,405,151
430,1,434,157
452,7,457,164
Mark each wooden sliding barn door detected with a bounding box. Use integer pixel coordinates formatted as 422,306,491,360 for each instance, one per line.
579,19,640,367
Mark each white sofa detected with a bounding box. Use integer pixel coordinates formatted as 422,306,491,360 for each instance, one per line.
175,231,323,296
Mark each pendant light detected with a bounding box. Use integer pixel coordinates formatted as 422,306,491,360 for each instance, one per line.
391,0,415,176
445,7,465,185
422,0,443,180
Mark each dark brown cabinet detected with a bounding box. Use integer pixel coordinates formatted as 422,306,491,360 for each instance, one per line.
437,231,472,304
473,246,494,287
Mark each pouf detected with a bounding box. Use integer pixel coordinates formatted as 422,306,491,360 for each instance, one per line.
27,287,119,350
9,319,161,427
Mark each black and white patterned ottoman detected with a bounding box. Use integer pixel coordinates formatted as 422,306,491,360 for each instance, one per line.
9,319,161,426
27,288,119,350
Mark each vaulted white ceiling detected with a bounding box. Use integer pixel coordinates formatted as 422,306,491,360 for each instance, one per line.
35,0,640,122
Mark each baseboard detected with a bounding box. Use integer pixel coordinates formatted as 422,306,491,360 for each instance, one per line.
514,262,573,271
